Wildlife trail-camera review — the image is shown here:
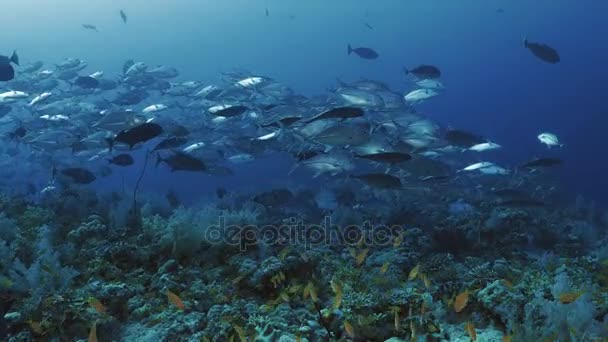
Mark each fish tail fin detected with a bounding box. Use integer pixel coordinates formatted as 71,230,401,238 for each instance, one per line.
347,44,353,55
10,51,19,66
523,36,528,48
105,138,114,152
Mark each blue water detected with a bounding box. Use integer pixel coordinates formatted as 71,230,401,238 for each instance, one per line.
3,0,606,205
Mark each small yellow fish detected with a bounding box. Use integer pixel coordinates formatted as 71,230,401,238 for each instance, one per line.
88,321,98,342
422,274,431,288
454,290,469,313
501,279,514,288
408,264,420,281
356,235,365,248
166,289,185,310
0,276,13,289
232,275,244,284
344,321,355,339
389,307,401,331
380,261,390,274
393,233,403,248
233,324,247,342
29,320,45,335
465,321,476,341
559,291,584,304
355,248,369,266
278,247,290,260
502,334,512,342
303,281,318,302
331,279,343,309
87,297,106,314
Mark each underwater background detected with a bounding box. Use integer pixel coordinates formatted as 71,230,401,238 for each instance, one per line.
1,1,608,341
2,0,607,204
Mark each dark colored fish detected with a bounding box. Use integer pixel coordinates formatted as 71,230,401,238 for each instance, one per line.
0,64,15,82
108,122,163,150
0,51,18,82
8,126,26,140
354,173,402,189
0,51,19,66
524,38,560,64
120,10,128,23
265,7,269,17
347,44,379,60
404,64,441,79
61,167,96,184
213,105,249,117
108,153,134,166
82,24,98,31
153,136,188,151
445,129,486,148
166,190,180,208
356,152,412,164
156,152,207,172
520,158,563,168
74,76,99,89
364,23,373,30
305,107,364,123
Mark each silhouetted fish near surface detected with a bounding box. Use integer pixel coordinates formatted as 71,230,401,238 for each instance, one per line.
524,38,560,64
74,76,99,89
347,44,379,60
364,22,373,30
156,152,207,172
61,167,96,184
82,24,98,31
108,122,163,151
265,7,269,17
0,50,19,82
120,10,128,23
404,64,441,79
108,154,134,166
